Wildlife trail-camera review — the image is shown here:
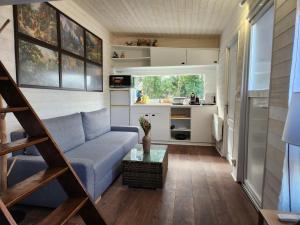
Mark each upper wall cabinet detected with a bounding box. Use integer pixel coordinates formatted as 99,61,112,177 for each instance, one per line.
150,47,219,67
150,47,187,66
186,48,219,65
111,45,219,68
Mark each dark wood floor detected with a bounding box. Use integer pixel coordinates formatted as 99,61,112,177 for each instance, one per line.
18,145,258,225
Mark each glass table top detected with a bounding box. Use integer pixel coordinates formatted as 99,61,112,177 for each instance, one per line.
123,144,168,163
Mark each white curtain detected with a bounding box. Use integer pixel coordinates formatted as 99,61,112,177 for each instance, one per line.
279,0,300,212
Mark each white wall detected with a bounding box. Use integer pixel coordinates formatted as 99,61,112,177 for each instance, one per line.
0,1,111,139
217,4,249,119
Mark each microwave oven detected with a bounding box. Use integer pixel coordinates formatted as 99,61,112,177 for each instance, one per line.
109,75,132,88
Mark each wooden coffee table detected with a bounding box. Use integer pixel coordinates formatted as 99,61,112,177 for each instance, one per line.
122,144,168,189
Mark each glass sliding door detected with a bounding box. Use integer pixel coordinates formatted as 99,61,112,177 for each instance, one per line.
244,6,274,206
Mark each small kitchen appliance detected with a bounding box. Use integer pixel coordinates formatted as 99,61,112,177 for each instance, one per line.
109,75,132,88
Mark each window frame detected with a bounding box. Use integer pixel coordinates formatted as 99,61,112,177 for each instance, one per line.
132,74,206,101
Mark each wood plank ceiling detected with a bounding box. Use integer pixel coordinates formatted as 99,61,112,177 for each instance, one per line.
73,0,240,36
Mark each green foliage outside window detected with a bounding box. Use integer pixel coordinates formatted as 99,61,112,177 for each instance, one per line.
134,75,204,99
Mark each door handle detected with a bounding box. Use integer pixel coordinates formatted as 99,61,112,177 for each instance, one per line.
152,114,155,116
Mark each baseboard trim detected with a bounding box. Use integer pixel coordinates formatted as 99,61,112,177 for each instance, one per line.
151,141,215,146
241,183,261,211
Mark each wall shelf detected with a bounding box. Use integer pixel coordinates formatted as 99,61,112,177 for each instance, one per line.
112,45,151,67
171,128,191,132
112,57,151,61
171,117,191,120
112,45,152,49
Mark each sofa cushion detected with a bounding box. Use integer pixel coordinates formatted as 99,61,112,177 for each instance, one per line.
44,113,85,153
92,131,138,154
81,108,110,141
66,131,138,182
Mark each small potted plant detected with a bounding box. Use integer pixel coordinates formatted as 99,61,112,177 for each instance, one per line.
139,117,151,153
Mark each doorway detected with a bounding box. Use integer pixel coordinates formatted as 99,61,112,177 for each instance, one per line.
225,36,238,173
243,5,274,207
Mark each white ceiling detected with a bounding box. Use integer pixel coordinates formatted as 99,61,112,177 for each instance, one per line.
74,0,240,37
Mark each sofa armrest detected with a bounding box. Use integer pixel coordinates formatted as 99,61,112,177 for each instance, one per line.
10,130,27,156
10,130,27,141
111,126,139,133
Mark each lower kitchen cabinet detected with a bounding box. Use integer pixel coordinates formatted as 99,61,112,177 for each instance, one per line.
130,106,170,142
111,106,130,126
191,106,217,143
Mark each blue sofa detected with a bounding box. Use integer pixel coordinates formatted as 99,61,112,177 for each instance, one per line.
8,108,139,208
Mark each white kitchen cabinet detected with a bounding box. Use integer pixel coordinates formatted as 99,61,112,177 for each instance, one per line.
186,48,219,65
150,47,187,66
150,47,219,67
111,106,130,126
130,106,170,142
110,90,130,105
149,113,170,141
191,106,217,143
110,90,130,126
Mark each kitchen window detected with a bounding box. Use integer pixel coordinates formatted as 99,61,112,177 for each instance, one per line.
133,74,205,100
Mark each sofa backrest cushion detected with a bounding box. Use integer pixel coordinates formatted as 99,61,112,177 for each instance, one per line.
43,113,86,153
81,108,111,141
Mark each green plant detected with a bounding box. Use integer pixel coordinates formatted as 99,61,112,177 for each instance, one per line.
139,117,151,136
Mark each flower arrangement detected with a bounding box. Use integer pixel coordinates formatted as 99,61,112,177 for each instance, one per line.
139,117,151,136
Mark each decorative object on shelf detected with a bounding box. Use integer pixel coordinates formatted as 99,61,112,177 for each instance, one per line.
136,38,154,46
152,39,158,47
125,41,134,46
123,39,158,47
120,52,125,58
139,117,151,153
135,90,149,104
136,90,144,103
112,51,119,58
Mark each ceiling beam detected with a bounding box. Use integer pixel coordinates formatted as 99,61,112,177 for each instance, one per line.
0,0,60,6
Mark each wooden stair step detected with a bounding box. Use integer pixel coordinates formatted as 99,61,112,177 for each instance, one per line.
38,197,88,225
0,199,17,225
0,76,8,81
0,136,48,156
0,107,29,113
1,167,68,207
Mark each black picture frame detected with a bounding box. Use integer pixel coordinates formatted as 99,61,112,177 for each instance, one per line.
61,53,85,90
14,2,103,92
18,39,59,88
86,30,102,64
60,14,84,57
86,62,103,92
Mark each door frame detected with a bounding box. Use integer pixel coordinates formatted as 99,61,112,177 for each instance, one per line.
237,2,275,209
223,33,239,162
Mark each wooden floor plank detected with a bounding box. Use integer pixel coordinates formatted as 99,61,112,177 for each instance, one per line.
16,145,258,225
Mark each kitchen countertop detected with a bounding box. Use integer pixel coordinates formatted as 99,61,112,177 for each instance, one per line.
131,103,216,107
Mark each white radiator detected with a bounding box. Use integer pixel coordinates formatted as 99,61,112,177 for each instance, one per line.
212,113,223,142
